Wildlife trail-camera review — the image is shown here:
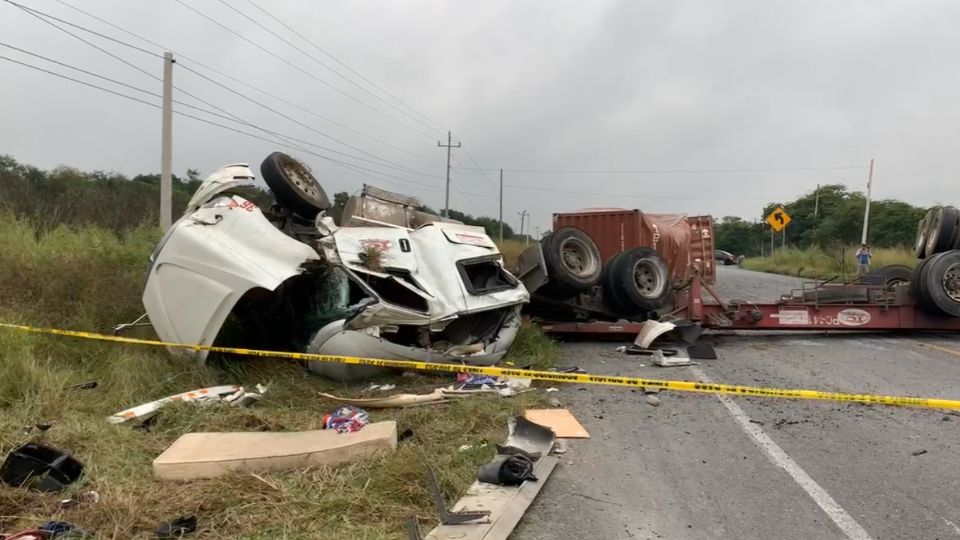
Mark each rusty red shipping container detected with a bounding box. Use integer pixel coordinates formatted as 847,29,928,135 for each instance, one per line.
552,208,716,285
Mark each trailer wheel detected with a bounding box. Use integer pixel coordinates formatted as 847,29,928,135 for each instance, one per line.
538,227,602,298
602,247,671,314
863,265,912,290
921,250,960,317
924,206,958,257
260,152,330,219
914,211,932,258
911,254,938,307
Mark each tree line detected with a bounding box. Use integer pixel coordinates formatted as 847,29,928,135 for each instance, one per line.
0,155,516,239
714,184,927,257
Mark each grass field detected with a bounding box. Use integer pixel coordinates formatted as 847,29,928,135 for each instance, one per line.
0,213,558,539
742,245,917,278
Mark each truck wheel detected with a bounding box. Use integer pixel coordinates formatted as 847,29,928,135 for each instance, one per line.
924,206,958,257
602,247,671,314
863,265,912,290
922,250,960,317
911,254,938,307
540,227,602,298
260,152,330,219
914,211,932,258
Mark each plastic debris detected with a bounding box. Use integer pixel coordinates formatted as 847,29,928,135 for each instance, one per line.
156,516,197,539
322,406,369,433
107,384,268,424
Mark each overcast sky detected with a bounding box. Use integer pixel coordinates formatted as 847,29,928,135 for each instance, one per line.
3,0,959,233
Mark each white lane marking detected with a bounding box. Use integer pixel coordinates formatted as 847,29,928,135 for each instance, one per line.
690,366,873,540
944,517,960,536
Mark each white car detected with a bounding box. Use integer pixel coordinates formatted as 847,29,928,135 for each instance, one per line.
142,152,529,380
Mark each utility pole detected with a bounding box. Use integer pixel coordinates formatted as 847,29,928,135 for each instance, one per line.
770,226,774,255
814,183,820,218
861,158,874,244
535,226,541,240
437,131,461,218
498,168,504,244
160,52,174,230
518,210,529,246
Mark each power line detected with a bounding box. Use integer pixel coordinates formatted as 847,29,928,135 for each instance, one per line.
504,184,793,201
47,0,434,162
2,0,159,57
7,3,440,178
455,165,870,174
173,0,437,140
457,148,499,191
0,54,445,193
214,0,441,135
243,0,447,133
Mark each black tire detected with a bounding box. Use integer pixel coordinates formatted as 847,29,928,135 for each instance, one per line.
601,247,671,314
862,265,913,290
540,227,602,298
260,152,330,219
921,250,960,317
600,250,629,313
914,211,931,258
911,254,936,307
924,206,958,257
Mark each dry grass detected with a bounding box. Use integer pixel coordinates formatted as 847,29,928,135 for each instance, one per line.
0,213,558,539
497,238,530,272
742,245,917,279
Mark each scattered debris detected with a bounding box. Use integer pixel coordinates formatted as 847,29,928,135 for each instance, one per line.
524,409,590,438
107,384,267,424
650,350,696,367
458,442,488,453
38,521,94,538
500,417,556,458
155,516,197,539
426,466,491,525
556,366,586,373
645,395,661,407
687,342,718,360
58,490,100,509
368,383,397,392
545,387,559,393
320,389,446,408
322,406,369,433
62,380,98,391
0,444,84,492
911,449,928,457
552,439,570,454
153,421,398,480
477,454,538,486
547,396,562,408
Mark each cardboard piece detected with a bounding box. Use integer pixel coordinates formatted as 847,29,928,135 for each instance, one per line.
523,409,590,438
153,421,397,480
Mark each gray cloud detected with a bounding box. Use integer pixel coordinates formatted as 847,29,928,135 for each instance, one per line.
2,0,958,234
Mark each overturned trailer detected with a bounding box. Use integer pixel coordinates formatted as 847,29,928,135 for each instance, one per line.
524,205,960,336
142,153,528,380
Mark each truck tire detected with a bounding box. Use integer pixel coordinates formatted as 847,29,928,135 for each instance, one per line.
863,265,913,290
924,206,958,257
260,152,330,219
539,227,602,298
910,254,938,307
914,211,932,258
921,250,960,317
602,247,671,314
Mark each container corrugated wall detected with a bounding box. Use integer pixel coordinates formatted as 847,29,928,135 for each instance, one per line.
552,209,717,285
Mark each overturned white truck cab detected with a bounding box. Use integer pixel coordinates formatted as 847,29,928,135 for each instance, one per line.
142,152,529,380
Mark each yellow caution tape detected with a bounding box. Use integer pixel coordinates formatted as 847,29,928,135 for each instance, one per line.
3,321,960,410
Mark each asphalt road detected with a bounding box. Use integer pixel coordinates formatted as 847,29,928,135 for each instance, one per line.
516,266,960,540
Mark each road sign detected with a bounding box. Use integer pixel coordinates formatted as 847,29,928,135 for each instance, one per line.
766,206,791,232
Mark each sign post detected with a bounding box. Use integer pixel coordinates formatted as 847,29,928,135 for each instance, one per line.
765,206,792,252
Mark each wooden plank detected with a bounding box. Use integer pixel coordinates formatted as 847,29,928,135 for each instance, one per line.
426,456,559,540
153,421,397,480
524,409,590,438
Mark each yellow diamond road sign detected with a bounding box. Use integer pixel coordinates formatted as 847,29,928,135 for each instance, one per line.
766,206,791,232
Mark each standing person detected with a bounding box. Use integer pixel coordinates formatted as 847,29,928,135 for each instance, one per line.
855,243,872,276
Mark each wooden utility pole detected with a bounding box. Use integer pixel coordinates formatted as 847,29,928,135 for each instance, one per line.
437,131,461,218
498,168,504,244
518,210,529,246
160,52,174,230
